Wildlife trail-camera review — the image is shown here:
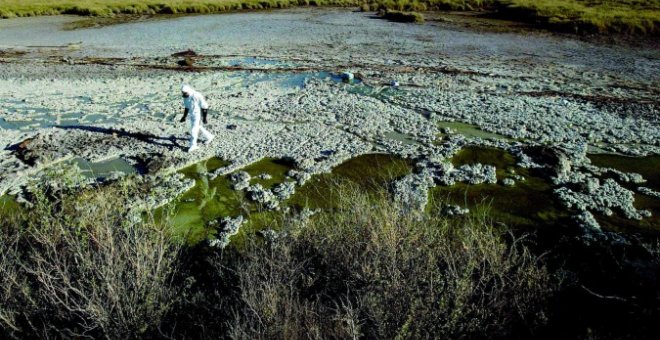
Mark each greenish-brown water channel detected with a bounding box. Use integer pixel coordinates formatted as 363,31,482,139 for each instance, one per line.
154,153,413,247
589,154,660,190
430,147,660,234
231,153,414,249
430,146,570,229
588,153,660,234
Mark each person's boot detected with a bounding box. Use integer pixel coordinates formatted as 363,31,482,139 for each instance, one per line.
187,144,199,153
204,135,215,145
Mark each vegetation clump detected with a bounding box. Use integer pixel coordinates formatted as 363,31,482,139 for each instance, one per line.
378,8,425,23
0,177,556,338
0,181,182,338
222,186,555,338
499,0,660,34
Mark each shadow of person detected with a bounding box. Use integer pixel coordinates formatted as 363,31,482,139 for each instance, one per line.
54,125,187,150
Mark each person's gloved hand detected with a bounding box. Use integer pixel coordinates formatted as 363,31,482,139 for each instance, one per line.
202,108,209,124
180,108,189,123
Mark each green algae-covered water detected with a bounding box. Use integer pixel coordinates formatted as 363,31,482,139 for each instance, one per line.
430,147,660,233
156,157,236,244
161,149,659,246
588,153,660,234
289,153,413,210
158,157,297,244
231,153,414,249
160,153,413,246
240,157,295,189
430,146,569,228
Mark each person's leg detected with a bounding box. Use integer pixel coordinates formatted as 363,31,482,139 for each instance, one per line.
189,124,200,150
200,126,214,142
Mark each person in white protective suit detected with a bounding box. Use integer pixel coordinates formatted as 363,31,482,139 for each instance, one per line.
179,84,214,152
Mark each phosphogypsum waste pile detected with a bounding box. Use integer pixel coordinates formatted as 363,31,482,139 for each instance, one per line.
0,9,658,247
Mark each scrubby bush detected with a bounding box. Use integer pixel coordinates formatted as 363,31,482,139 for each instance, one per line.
0,181,182,339
219,185,555,338
0,178,556,338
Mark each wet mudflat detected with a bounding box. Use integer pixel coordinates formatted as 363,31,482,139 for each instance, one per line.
0,8,657,246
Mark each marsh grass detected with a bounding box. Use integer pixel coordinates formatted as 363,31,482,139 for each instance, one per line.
0,0,354,18
499,0,660,34
378,9,425,23
0,0,656,34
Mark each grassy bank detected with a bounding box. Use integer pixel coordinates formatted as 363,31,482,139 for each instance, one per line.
362,0,660,34
0,0,359,18
378,9,425,23
0,0,658,34
499,0,660,34
0,0,349,17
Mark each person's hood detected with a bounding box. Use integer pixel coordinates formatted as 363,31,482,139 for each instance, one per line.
181,84,193,95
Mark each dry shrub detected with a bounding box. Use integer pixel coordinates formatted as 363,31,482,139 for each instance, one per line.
225,184,555,339
1,178,557,338
0,182,181,339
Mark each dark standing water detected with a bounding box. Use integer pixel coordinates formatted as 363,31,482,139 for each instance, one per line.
70,157,138,179
430,146,569,229
588,153,660,234
158,153,412,245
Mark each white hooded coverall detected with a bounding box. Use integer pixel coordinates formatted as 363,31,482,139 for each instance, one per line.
182,85,213,148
